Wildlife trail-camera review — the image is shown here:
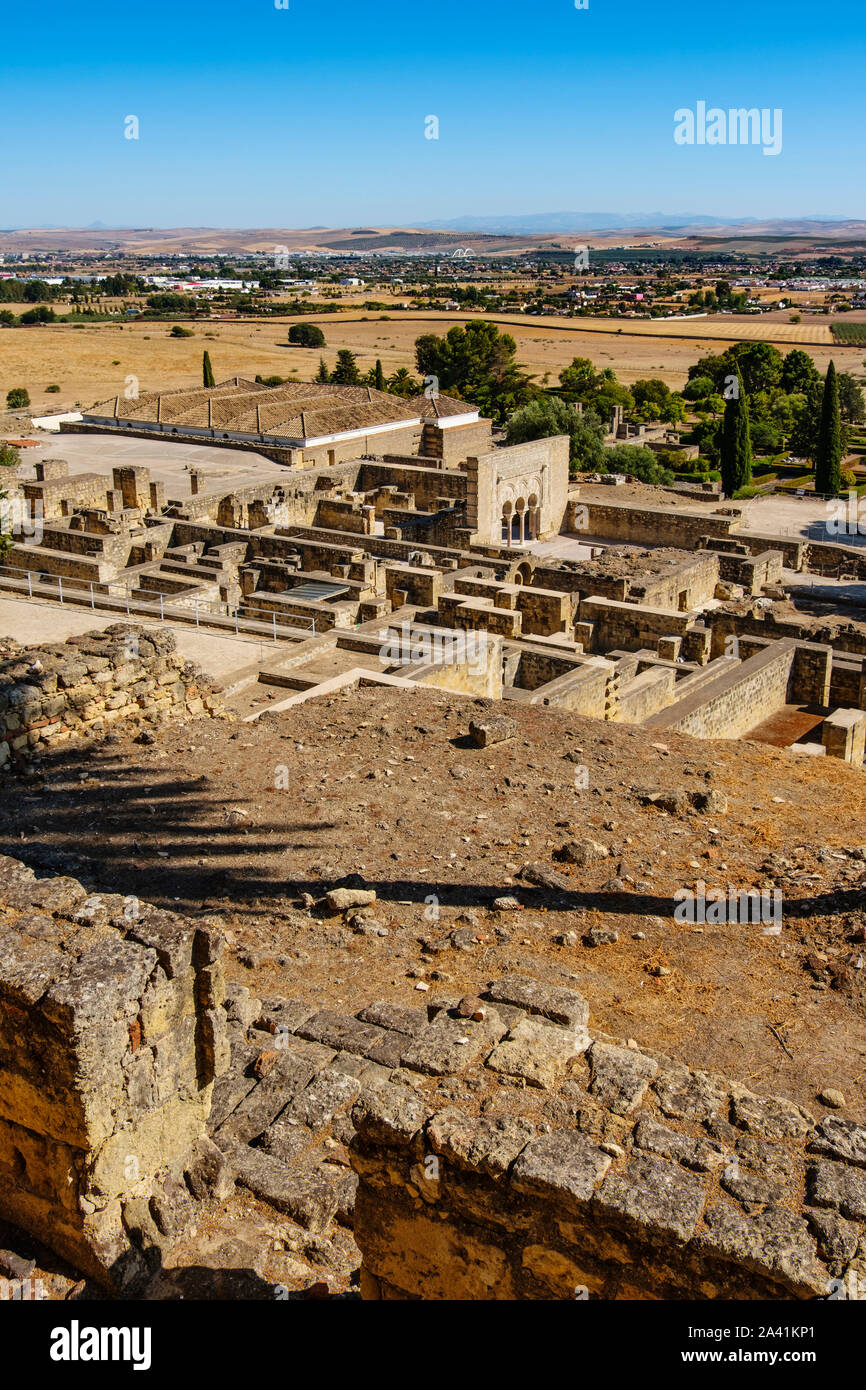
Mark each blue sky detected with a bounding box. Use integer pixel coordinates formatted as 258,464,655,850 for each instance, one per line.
2,0,863,227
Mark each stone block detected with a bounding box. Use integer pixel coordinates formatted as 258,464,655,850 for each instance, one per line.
486,975,589,1029
487,1015,587,1089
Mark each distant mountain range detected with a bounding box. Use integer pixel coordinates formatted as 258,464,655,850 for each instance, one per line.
1,218,865,256
418,212,856,235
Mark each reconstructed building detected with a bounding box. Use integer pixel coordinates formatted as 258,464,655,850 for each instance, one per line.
78,378,493,469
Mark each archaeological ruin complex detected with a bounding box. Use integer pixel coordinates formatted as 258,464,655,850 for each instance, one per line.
0,374,864,1305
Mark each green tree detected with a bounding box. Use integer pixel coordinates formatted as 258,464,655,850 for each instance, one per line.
558,356,598,400
592,379,635,422
720,371,752,496
202,350,215,388
683,375,715,401
373,359,385,392
5,388,30,409
505,396,605,476
749,420,781,453
315,357,330,384
22,280,53,302
414,321,532,423
687,352,730,393
288,323,326,348
781,348,821,395
790,380,823,461
814,361,843,497
837,372,865,424
631,377,686,424
331,349,361,385
727,341,783,395
386,367,420,397
20,306,56,324
602,444,674,484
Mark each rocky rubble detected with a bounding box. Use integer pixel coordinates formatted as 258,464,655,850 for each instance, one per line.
0,625,224,769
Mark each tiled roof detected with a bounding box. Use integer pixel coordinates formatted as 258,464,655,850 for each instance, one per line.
87,381,425,442
409,393,477,420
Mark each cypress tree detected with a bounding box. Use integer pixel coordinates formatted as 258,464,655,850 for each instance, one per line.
720,369,752,496
315,357,330,384
374,359,385,392
202,350,215,388
814,360,842,496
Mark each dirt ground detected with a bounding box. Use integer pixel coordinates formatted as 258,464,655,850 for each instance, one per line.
5,684,864,1123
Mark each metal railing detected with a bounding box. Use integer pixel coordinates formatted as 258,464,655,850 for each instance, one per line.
0,565,316,643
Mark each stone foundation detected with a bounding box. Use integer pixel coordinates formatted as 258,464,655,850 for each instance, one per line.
349,977,866,1300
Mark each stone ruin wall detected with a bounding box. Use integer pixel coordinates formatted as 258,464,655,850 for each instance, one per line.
0,855,230,1289
1,854,865,1300
0,626,225,769
349,976,866,1301
645,641,797,740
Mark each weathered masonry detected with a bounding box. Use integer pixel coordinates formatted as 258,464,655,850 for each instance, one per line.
349,977,866,1300
0,856,230,1289
0,626,224,769
2,857,864,1298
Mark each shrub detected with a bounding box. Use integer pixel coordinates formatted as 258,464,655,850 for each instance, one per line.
170,325,194,338
45,384,60,393
5,387,30,409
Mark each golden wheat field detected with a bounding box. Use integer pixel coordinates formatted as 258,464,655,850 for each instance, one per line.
0,309,855,422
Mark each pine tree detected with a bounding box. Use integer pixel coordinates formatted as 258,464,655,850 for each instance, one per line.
202,350,215,388
315,357,330,384
814,360,843,497
374,359,385,392
331,349,361,386
720,369,752,496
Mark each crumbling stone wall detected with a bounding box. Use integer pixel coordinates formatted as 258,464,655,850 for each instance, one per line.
708,607,866,660
349,976,866,1300
0,855,230,1288
578,596,693,653
0,626,224,768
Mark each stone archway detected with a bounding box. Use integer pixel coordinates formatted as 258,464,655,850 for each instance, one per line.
501,499,513,546
527,492,539,541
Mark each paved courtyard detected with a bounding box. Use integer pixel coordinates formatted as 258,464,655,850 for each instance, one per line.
17,431,291,501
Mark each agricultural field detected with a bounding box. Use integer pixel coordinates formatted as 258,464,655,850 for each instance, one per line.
832,320,866,345
0,309,855,426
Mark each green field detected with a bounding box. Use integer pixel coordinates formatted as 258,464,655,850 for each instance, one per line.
831,321,866,345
